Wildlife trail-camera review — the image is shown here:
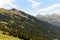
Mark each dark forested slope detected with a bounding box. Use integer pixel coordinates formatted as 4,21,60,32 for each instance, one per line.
0,8,60,40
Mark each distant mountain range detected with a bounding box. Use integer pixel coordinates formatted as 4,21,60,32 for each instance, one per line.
0,8,60,40
36,14,60,27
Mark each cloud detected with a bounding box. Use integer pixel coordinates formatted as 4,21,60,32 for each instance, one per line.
28,0,42,8
0,0,19,9
38,3,60,12
30,3,60,16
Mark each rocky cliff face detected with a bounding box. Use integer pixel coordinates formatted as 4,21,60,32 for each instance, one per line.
36,14,60,27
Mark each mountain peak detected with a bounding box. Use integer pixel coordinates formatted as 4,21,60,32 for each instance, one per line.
11,8,20,12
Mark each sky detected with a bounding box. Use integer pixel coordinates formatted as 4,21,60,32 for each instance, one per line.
0,0,60,16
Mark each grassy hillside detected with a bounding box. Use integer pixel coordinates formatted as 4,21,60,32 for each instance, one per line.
0,31,20,40
0,8,60,40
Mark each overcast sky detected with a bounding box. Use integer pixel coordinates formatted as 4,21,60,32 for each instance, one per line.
0,0,60,16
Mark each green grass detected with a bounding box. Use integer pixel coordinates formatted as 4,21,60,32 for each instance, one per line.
0,31,21,40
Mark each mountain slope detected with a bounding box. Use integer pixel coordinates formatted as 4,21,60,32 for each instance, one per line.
36,14,60,27
0,8,60,40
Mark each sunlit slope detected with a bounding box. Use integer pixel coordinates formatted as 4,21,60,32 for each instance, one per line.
0,31,20,40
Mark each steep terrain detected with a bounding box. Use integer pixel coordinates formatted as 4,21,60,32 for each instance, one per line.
0,8,60,40
36,14,60,27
